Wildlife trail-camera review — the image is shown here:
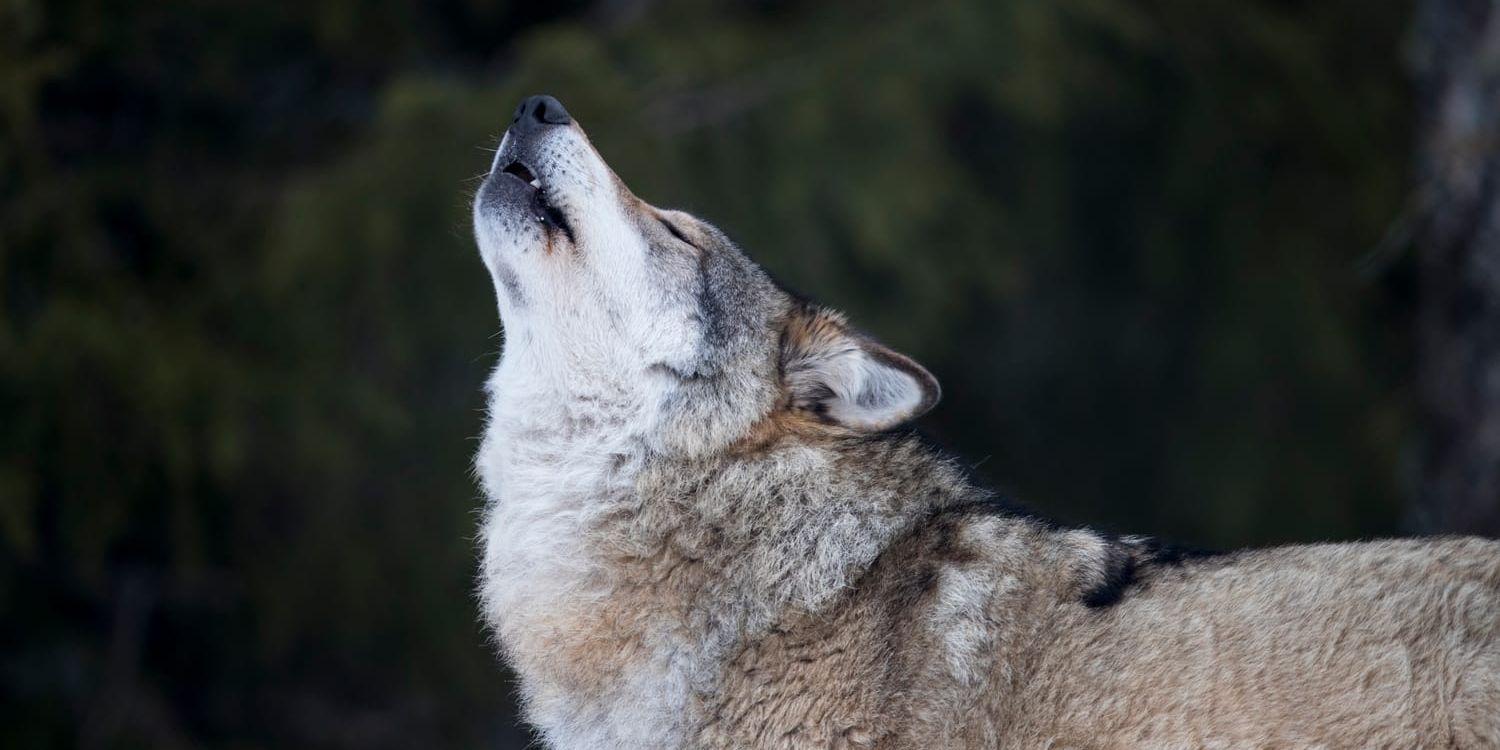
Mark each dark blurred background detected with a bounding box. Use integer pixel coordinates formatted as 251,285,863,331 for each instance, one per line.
4,0,1499,747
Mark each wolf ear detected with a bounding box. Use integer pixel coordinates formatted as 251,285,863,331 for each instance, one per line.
781,307,941,432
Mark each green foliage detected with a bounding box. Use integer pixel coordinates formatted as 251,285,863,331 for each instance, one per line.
1,0,1414,746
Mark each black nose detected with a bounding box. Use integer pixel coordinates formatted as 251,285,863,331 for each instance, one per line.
510,94,571,136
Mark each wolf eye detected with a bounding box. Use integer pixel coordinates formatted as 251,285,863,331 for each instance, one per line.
659,218,697,249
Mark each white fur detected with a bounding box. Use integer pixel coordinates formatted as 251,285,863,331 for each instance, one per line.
784,326,936,432
819,348,928,430
473,125,710,748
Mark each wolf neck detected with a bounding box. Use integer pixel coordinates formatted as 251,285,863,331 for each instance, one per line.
476,350,667,748
478,357,968,748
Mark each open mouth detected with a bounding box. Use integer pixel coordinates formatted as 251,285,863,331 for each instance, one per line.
502,160,541,189
499,159,574,242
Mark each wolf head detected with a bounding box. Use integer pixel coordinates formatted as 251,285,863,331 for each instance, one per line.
472,95,940,454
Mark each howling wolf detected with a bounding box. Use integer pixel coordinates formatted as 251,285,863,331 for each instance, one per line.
470,94,1500,749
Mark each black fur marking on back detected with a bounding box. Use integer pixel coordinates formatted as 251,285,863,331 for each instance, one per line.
1081,543,1140,609
1135,538,1225,567
1080,537,1226,609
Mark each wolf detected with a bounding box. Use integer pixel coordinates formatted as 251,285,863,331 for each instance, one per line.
470,94,1500,749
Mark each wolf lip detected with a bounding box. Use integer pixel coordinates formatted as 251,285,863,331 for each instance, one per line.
495,158,574,242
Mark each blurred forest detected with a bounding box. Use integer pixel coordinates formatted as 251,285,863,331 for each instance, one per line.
0,0,1472,747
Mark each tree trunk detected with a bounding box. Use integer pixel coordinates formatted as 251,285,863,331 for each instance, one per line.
1411,0,1500,535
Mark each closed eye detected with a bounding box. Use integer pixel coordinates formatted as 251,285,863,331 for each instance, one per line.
659,217,697,249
